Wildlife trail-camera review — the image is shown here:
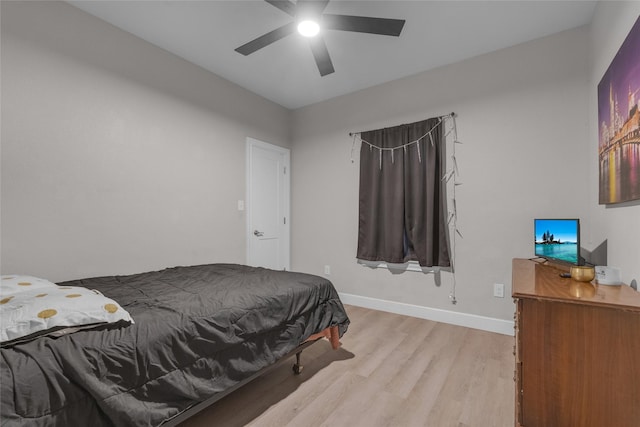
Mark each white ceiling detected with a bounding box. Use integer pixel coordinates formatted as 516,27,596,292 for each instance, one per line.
68,1,597,110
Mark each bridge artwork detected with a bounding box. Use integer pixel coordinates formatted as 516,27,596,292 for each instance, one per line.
597,16,640,204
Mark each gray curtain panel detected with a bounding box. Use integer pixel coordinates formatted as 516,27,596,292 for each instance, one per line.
357,117,451,267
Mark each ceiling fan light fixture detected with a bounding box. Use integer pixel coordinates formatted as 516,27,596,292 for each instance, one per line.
297,20,320,37
235,0,406,77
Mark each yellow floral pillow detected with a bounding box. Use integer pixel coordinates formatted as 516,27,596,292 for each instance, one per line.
1,275,133,344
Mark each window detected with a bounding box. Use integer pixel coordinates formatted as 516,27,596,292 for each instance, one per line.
356,117,451,268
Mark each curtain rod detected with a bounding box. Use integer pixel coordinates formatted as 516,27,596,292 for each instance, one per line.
348,112,455,137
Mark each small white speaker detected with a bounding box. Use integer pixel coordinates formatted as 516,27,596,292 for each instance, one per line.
594,266,621,285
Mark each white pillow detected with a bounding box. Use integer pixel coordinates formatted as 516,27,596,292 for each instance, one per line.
1,275,59,296
0,275,134,344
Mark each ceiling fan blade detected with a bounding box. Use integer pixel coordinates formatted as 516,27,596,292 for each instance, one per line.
308,35,334,76
296,0,330,18
264,0,297,17
235,22,296,56
322,14,405,36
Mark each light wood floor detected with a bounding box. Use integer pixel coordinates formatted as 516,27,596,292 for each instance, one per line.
180,305,515,427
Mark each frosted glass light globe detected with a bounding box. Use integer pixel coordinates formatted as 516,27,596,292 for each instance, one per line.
297,20,320,37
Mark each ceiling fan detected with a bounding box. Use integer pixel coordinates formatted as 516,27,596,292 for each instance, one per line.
235,0,406,77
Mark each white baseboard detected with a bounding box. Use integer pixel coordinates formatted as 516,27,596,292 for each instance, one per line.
339,292,515,336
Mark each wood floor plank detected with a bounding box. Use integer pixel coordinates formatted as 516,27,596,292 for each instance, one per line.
385,322,467,399
282,371,366,426
389,325,469,426
179,305,515,427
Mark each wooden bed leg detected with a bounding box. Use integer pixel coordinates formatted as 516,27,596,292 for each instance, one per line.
292,351,303,375
292,325,341,375
328,325,340,350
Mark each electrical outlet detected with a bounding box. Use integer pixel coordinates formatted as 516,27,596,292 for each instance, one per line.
493,283,505,298
324,265,331,276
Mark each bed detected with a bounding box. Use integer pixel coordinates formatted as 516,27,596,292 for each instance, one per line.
0,263,350,426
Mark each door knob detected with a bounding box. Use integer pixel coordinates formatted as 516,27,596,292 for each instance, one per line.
253,230,264,237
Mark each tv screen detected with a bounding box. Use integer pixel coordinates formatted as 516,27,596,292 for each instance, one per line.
534,218,581,265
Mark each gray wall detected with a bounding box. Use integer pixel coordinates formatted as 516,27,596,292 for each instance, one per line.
587,1,640,289
2,1,638,324
290,26,591,321
1,1,290,281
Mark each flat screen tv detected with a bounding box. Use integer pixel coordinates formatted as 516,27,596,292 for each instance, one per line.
534,218,581,265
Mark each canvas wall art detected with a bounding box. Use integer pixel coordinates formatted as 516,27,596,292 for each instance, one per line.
597,16,640,204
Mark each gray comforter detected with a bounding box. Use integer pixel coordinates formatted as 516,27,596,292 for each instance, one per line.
0,264,349,426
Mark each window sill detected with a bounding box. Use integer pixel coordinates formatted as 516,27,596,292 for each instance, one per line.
357,259,444,274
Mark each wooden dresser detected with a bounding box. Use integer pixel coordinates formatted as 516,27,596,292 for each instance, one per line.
512,258,640,427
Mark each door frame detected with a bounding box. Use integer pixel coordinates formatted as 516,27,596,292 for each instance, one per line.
245,137,290,270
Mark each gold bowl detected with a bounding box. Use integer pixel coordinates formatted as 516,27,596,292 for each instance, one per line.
570,265,595,282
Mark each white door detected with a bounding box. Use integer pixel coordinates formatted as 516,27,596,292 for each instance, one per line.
246,138,290,270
